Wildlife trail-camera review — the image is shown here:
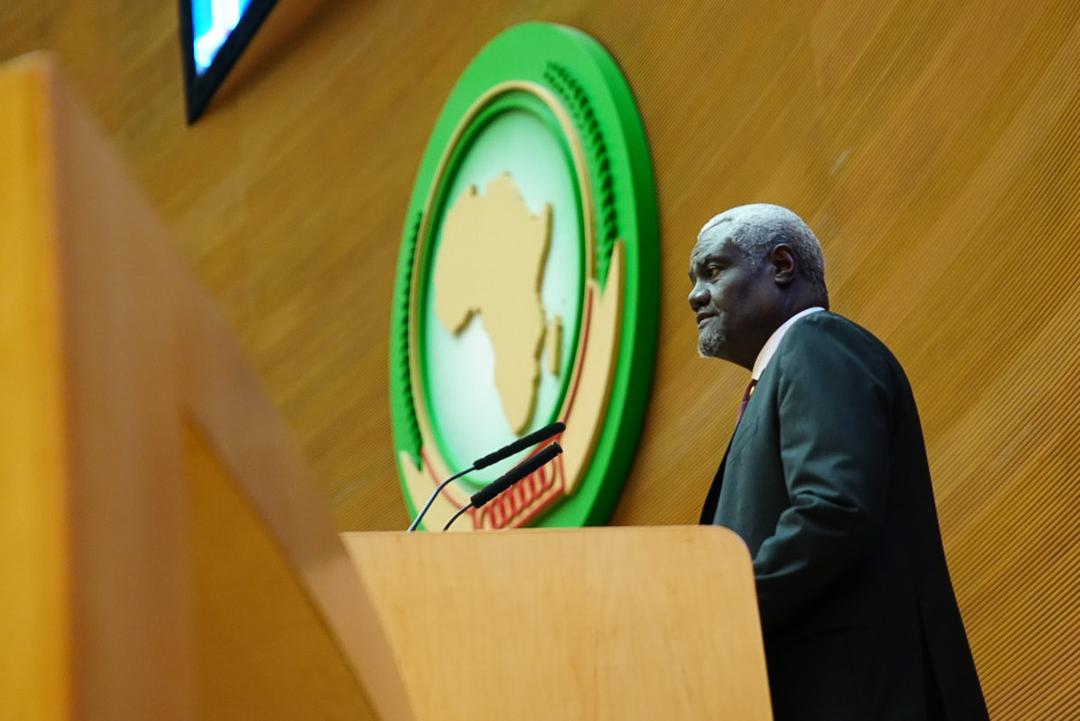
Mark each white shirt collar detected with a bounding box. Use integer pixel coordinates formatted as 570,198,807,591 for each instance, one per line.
751,307,826,380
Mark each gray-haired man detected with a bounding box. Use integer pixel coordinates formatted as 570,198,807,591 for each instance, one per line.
690,204,988,721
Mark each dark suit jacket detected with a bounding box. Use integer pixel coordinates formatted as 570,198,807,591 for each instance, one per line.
700,312,988,721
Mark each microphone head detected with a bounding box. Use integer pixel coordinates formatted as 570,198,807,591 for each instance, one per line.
472,420,566,470
470,442,563,509
546,440,564,456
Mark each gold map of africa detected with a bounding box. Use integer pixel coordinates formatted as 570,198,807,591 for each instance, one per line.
433,173,563,434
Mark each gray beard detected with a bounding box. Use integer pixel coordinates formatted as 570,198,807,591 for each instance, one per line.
697,323,726,359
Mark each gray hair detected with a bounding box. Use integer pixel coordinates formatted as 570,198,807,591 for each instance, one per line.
699,203,828,305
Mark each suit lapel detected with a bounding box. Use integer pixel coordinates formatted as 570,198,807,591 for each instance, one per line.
699,437,733,524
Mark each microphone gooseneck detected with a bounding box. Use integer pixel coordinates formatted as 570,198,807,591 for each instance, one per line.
443,442,563,531
406,467,470,532
407,421,566,532
442,504,471,533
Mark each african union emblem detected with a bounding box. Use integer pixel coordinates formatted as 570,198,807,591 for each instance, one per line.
390,23,658,530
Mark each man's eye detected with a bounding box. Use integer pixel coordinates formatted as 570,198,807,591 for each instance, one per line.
708,265,723,278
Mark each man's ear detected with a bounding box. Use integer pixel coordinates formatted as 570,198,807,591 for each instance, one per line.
770,244,797,286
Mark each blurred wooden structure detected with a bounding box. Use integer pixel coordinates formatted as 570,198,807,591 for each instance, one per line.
0,53,411,721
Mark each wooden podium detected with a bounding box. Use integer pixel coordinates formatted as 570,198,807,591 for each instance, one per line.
1,54,772,721
345,528,772,720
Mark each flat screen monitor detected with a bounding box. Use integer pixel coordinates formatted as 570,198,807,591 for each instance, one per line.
180,0,278,123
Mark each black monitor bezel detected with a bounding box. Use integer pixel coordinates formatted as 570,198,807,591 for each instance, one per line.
179,0,279,124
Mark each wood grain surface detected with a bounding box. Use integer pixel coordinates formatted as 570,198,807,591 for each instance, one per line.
343,526,772,721
3,1,1079,718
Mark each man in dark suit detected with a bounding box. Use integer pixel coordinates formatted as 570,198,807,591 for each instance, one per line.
690,205,989,721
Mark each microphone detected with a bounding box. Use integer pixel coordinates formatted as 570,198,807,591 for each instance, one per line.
472,421,565,469
443,442,563,531
406,421,566,531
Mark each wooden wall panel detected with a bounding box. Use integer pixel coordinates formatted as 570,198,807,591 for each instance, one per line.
3,1,1078,718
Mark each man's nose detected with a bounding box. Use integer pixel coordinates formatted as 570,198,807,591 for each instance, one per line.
688,284,709,312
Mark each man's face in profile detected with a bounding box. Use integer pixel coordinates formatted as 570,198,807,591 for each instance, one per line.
688,228,771,367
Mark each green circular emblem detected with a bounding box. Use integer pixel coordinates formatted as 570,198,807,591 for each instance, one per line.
390,22,658,530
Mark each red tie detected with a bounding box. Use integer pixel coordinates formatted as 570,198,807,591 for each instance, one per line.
736,379,757,426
